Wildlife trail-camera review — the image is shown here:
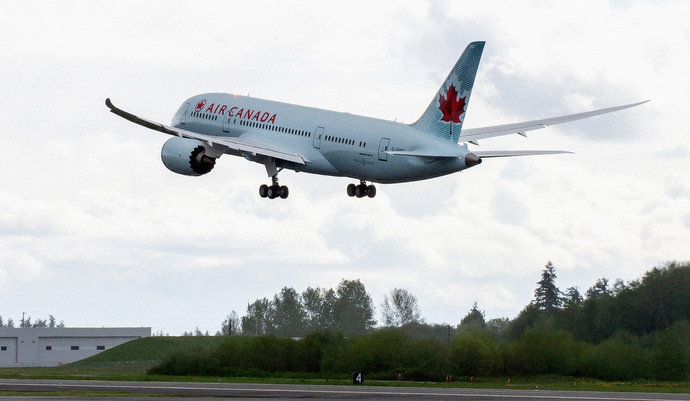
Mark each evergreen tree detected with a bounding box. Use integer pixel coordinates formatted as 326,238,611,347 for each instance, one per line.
586,277,611,299
381,288,423,327
534,261,562,312
48,315,56,328
459,301,487,329
563,286,583,308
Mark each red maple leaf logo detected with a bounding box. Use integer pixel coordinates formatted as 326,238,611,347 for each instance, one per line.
438,83,466,123
195,99,206,112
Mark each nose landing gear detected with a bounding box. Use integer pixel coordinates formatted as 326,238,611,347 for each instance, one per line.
347,181,376,198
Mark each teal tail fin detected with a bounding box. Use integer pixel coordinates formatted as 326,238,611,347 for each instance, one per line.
410,41,485,143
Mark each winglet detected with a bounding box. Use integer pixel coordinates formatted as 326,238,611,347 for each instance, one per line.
105,98,177,135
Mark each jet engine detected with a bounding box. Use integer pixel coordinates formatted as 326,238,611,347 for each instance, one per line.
161,137,216,176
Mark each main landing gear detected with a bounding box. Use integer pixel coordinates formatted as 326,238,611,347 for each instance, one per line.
259,174,289,199
347,180,376,198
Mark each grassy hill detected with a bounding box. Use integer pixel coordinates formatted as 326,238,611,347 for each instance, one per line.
73,336,229,366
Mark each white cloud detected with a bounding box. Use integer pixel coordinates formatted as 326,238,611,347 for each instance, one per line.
1,0,688,333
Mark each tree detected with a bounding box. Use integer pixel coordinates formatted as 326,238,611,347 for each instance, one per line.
273,287,305,337
241,298,275,336
219,311,240,336
459,301,487,331
534,261,562,312
586,277,611,300
563,286,583,308
302,287,336,332
48,315,56,328
6,319,14,328
333,279,376,336
381,288,423,327
486,317,511,341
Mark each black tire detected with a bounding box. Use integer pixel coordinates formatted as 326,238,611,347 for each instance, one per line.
259,184,269,198
347,183,356,197
367,185,376,198
267,185,277,199
355,184,366,198
280,185,289,199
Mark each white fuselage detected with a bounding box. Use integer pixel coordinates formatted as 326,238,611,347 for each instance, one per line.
171,93,474,184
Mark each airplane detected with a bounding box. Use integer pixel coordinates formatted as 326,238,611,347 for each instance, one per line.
106,41,647,200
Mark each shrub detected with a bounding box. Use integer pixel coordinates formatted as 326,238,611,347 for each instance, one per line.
451,332,502,376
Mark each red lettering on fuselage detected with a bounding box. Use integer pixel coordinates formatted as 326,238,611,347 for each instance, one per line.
197,101,277,124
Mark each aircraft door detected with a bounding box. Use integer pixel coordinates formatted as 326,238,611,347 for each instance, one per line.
378,138,390,161
222,116,231,133
180,103,190,125
313,126,324,149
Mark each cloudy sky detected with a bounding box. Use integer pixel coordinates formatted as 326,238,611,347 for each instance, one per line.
2,1,689,334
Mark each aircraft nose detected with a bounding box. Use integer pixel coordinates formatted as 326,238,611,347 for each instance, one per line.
464,152,482,167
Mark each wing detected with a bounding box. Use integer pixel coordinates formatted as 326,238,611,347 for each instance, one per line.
460,100,649,144
105,98,308,165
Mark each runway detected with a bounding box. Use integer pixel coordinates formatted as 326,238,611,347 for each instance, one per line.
1,379,689,400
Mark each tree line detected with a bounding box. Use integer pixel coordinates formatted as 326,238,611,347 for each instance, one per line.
154,261,690,381
239,279,377,337
0,315,65,328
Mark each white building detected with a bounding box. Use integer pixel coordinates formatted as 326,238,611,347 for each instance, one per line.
0,327,150,367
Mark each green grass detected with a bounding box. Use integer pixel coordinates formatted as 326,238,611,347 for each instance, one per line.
75,335,228,364
1,336,689,394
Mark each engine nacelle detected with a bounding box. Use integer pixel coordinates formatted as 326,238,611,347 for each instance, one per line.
161,137,216,176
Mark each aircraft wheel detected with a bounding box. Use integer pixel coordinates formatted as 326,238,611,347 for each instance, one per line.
355,184,367,198
280,185,289,199
347,183,356,197
267,185,277,199
259,184,269,198
367,185,376,198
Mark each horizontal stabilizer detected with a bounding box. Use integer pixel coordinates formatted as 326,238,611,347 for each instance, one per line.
385,149,465,158
473,150,573,158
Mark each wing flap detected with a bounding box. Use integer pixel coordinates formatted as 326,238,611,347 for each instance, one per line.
106,98,307,165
